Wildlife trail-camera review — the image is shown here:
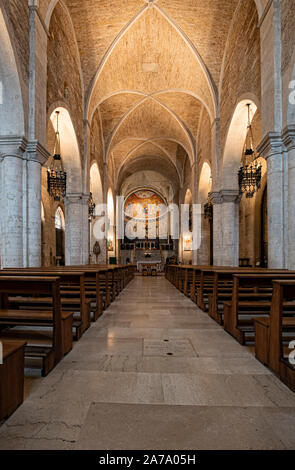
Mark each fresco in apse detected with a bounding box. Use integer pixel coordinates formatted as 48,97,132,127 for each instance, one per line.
124,190,167,222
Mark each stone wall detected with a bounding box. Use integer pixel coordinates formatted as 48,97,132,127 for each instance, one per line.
90,109,104,180
197,108,212,175
281,0,295,74
1,0,30,133
47,2,83,160
220,0,261,158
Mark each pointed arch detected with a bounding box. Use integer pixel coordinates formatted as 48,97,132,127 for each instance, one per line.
154,4,217,116
198,161,212,204
86,5,148,116
116,139,182,184
106,97,194,163
222,96,260,189
48,106,82,193
0,8,24,135
90,161,103,206
86,4,217,121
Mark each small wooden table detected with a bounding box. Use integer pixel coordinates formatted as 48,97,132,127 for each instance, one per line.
0,340,26,420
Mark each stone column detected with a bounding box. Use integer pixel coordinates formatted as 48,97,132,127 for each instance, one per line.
210,191,223,266
219,190,240,267
258,132,286,268
64,194,89,265
191,161,199,265
0,137,27,267
26,141,49,266
283,126,295,269
195,205,210,265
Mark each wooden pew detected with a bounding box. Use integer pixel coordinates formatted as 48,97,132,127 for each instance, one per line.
195,266,236,310
198,267,287,314
0,276,72,376
223,273,295,345
5,266,105,320
254,280,295,391
0,340,26,420
2,264,135,319
207,268,288,325
0,270,89,339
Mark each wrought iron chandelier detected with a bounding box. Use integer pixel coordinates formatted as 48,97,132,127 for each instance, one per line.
47,111,67,201
238,104,262,198
88,192,96,221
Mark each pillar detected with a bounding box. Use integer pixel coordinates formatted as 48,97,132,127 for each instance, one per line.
210,191,222,266
26,141,49,266
210,190,240,267
220,190,240,267
0,137,26,267
195,205,210,265
258,133,286,268
64,194,89,265
283,126,295,269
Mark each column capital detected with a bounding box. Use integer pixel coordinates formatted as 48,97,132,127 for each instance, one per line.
282,125,295,151
257,132,284,159
64,193,90,205
220,189,241,203
0,136,27,160
26,140,50,165
209,190,241,204
208,191,222,205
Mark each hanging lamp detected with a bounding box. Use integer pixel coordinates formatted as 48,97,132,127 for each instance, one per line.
238,104,262,198
47,111,67,201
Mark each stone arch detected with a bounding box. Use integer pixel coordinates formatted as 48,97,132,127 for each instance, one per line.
55,206,65,230
116,139,182,184
184,188,192,205
287,58,295,125
106,97,195,164
0,8,24,135
55,206,65,265
90,162,103,207
253,0,263,19
222,96,260,189
198,162,212,204
48,106,82,193
86,4,217,122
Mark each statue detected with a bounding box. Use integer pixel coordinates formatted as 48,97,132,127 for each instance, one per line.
93,241,101,264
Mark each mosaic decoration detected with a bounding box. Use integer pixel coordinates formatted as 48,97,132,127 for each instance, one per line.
124,189,166,222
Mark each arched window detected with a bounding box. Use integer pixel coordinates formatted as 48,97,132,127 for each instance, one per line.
55,207,65,266
55,207,65,231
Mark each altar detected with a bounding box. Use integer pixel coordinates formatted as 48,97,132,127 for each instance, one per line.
137,261,162,273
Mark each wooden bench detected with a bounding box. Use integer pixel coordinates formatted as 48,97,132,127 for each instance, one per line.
0,276,72,376
206,269,287,325
254,280,295,392
198,267,287,314
0,340,26,420
6,266,106,320
1,270,90,339
196,267,237,310
223,273,295,345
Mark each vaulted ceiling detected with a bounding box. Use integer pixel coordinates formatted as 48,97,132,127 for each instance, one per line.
46,0,259,191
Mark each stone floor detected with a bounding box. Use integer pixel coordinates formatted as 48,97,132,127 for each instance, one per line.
0,276,295,450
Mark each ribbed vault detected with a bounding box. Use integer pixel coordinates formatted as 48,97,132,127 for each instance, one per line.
43,0,261,195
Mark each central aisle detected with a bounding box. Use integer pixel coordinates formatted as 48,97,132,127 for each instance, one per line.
1,276,295,450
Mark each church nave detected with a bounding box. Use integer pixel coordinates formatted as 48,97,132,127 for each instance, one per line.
1,276,294,451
